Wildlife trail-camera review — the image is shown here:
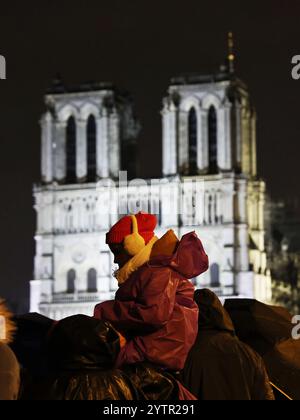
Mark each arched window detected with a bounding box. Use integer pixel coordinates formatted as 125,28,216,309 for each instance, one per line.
87,268,97,292
66,116,76,183
67,269,76,293
208,106,218,173
188,107,198,175
210,263,220,287
87,115,97,182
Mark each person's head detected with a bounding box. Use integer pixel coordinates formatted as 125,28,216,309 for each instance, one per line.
106,212,157,269
47,315,120,371
194,288,235,333
109,242,132,268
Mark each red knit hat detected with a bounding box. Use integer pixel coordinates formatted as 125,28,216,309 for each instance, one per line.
106,212,157,245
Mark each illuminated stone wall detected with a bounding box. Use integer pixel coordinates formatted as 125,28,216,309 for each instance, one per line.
30,76,272,320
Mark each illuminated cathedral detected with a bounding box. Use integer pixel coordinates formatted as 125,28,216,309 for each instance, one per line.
30,36,272,319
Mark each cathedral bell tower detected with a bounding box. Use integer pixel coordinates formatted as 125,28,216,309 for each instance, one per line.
30,80,140,318
162,34,257,179
160,34,271,301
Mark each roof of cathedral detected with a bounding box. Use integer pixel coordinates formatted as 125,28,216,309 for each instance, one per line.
45,77,135,107
47,79,114,94
170,70,248,91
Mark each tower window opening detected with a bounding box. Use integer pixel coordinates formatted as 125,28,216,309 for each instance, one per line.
188,107,198,175
210,263,220,287
87,268,97,292
67,269,76,293
208,106,218,174
66,116,76,183
87,115,97,182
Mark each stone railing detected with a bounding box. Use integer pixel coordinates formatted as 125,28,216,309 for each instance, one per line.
49,292,112,304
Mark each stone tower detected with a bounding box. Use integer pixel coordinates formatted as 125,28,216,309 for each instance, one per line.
30,81,140,319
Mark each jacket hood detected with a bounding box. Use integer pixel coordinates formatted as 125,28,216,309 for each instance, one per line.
150,231,209,279
47,315,120,371
194,288,235,333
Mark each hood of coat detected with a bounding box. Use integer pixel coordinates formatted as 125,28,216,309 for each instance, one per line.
10,312,54,375
194,288,235,333
149,231,209,279
47,315,121,371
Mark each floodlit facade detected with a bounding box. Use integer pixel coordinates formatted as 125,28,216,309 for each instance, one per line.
30,72,272,320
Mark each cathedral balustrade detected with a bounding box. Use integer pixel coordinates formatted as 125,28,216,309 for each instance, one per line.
36,181,230,235
52,193,103,234
52,292,104,303
179,187,224,226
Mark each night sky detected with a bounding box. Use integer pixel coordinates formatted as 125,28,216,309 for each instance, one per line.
0,0,300,312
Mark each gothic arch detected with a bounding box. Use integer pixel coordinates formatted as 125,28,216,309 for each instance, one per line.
87,268,97,292
57,104,80,122
66,116,77,183
179,97,201,174
210,263,220,287
180,96,200,113
201,93,221,110
67,269,76,293
80,103,100,120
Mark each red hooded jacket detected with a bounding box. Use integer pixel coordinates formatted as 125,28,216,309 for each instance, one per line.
94,231,209,371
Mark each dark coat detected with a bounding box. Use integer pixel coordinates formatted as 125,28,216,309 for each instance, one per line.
22,315,137,400
122,362,196,400
11,312,54,377
182,289,274,400
27,315,190,400
94,232,209,370
225,298,300,400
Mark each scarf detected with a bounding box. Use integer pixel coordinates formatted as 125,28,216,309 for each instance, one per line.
115,236,159,285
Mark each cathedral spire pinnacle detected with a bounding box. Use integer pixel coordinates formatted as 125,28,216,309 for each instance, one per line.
227,31,235,74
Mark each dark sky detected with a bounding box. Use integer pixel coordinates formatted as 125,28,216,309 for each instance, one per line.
1,0,300,312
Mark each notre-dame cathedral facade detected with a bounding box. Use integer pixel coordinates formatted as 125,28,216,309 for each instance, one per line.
30,67,272,319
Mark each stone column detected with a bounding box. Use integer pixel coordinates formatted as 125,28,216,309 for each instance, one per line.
76,119,87,181
54,120,67,182
258,182,265,235
210,190,216,225
251,110,257,177
162,105,169,175
41,111,53,183
73,197,79,233
109,108,120,178
236,179,247,224
178,110,188,173
218,104,232,170
241,108,251,175
235,103,242,171
222,180,234,223
97,112,109,178
204,190,209,225
199,109,208,171
216,190,222,223
237,224,250,271
162,100,177,176
43,192,54,233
